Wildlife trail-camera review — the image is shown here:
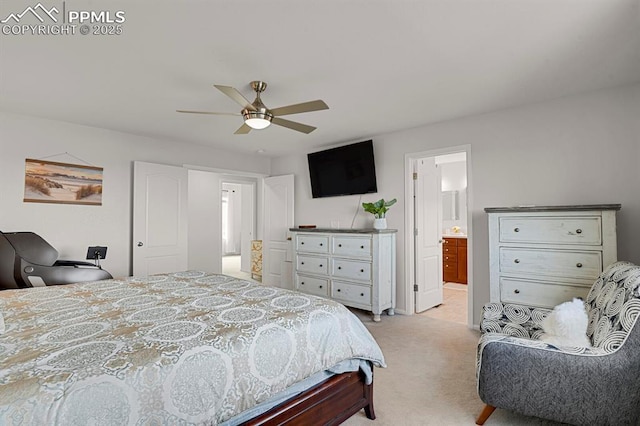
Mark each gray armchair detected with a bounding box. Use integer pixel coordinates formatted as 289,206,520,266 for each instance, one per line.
476,261,640,425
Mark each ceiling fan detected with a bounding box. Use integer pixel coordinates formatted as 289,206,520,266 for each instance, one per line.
177,81,329,134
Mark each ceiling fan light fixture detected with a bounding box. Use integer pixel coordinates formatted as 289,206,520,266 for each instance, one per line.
243,110,273,130
179,81,328,134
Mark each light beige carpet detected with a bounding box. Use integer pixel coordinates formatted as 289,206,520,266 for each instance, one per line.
344,310,563,426
222,255,253,281
420,285,468,325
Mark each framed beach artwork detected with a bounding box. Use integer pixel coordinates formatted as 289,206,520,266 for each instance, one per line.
23,159,103,206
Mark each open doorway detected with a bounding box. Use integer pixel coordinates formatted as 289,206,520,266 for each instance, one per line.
404,145,473,328
220,180,257,280
423,153,468,324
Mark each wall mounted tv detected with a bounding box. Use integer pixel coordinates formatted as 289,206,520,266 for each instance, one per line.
308,140,378,198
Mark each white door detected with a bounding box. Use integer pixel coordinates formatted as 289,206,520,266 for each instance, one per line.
414,157,443,312
133,162,188,276
263,174,294,288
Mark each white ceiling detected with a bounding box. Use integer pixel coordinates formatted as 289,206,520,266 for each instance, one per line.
1,0,639,157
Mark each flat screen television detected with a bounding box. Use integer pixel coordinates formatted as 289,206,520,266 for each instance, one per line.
307,140,378,198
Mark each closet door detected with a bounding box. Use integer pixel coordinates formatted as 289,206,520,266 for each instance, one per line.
133,162,188,276
262,174,294,288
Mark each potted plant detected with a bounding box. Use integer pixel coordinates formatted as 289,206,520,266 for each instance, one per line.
362,198,397,229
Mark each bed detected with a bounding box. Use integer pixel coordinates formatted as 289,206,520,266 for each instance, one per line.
0,271,385,425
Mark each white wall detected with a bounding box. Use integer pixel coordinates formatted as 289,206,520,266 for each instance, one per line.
271,84,640,323
0,112,270,278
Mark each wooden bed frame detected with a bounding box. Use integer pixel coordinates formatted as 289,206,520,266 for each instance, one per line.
244,363,375,425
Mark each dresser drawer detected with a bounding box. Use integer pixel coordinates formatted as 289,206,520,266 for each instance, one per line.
443,253,457,262
443,261,458,273
499,216,602,245
443,266,458,283
499,248,602,280
500,277,591,308
295,274,329,297
332,280,371,305
332,259,372,282
296,235,329,253
443,245,457,255
332,236,372,258
443,238,458,248
296,255,329,275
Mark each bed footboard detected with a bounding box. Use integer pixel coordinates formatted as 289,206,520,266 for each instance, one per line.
244,364,375,425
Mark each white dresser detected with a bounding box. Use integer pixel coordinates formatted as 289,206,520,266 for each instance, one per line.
485,205,620,309
290,229,396,321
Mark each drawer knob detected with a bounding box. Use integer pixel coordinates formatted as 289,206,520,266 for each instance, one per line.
338,266,342,270
514,259,520,264
301,282,304,285
514,227,520,232
514,289,520,294
576,229,583,234
360,245,364,249
576,263,583,268
301,241,305,244
319,243,323,246
360,269,364,273
337,289,341,292
338,244,342,247
360,293,364,297
319,285,323,289
319,264,323,267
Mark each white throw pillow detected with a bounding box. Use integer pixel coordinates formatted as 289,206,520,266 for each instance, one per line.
540,298,591,347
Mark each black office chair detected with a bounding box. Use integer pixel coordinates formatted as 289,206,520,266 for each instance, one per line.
0,231,112,290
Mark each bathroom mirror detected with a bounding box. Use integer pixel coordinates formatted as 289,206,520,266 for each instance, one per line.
442,190,459,220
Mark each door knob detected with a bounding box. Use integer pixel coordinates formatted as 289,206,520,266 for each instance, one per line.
137,242,144,247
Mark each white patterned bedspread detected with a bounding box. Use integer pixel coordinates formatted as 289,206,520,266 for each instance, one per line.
0,271,385,425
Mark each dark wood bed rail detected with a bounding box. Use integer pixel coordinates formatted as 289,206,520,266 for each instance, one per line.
243,363,375,425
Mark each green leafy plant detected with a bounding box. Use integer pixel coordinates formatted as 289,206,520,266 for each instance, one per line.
362,198,397,219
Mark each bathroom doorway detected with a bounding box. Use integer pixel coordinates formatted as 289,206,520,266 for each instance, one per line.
405,146,472,327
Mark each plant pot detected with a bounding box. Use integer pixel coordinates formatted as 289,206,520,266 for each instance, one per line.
373,218,387,230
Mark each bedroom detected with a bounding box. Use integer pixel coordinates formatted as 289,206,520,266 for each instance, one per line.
1,0,640,424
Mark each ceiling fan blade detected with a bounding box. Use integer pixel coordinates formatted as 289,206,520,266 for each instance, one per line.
176,110,241,116
214,85,257,111
270,100,329,116
272,117,317,134
234,123,252,134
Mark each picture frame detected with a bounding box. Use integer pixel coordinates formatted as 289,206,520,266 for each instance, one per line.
23,158,103,206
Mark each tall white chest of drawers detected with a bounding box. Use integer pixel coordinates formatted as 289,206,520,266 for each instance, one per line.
290,229,396,321
485,205,620,309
